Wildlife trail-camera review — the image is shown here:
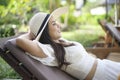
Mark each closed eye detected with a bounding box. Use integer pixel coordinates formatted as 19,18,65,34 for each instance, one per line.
52,21,57,26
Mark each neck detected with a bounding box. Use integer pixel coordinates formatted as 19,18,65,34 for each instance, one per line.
53,40,60,43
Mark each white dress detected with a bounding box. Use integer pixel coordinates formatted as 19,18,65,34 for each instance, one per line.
26,40,120,80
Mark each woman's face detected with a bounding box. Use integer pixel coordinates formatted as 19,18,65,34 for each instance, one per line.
48,16,62,40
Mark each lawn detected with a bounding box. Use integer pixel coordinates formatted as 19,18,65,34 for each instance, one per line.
0,57,21,79
62,24,105,47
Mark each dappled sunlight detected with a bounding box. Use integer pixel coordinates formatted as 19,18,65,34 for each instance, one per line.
90,7,106,15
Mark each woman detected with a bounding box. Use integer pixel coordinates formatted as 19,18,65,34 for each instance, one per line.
16,7,120,80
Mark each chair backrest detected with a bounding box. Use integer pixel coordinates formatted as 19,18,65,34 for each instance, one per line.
98,19,120,46
0,36,16,48
105,23,120,45
1,38,77,80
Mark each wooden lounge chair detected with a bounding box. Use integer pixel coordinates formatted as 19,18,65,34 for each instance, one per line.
0,36,77,80
98,19,120,47
0,35,120,80
105,23,120,46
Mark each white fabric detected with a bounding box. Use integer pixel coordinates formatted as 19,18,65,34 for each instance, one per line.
93,59,120,80
26,40,58,66
29,13,47,36
26,39,120,80
62,41,95,79
26,40,95,80
29,7,69,40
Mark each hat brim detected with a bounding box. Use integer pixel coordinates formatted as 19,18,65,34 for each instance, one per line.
35,6,69,41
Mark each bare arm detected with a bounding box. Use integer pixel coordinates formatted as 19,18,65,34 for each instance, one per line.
18,30,35,40
16,31,47,58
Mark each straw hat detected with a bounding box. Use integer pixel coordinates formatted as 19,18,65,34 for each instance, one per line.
29,6,69,41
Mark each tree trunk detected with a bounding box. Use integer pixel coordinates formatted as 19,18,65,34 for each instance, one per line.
117,0,120,22
49,0,60,13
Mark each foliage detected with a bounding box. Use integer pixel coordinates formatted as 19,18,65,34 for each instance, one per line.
77,13,106,25
0,25,15,37
0,0,51,38
0,13,20,25
0,0,49,25
0,0,108,31
61,11,106,31
0,0,31,25
0,57,21,79
0,0,10,6
62,24,105,47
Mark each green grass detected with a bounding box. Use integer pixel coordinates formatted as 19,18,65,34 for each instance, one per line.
62,24,105,47
0,57,21,79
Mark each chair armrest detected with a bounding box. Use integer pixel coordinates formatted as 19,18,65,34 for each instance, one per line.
4,39,77,80
86,47,120,59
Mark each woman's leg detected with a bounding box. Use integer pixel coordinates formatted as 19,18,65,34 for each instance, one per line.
93,59,120,80
102,59,120,80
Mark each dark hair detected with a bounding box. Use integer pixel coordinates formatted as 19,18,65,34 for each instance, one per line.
38,24,72,68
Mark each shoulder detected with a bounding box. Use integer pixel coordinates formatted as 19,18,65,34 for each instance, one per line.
60,38,84,47
33,40,54,55
62,38,82,46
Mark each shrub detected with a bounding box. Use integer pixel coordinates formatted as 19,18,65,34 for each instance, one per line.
0,25,15,38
